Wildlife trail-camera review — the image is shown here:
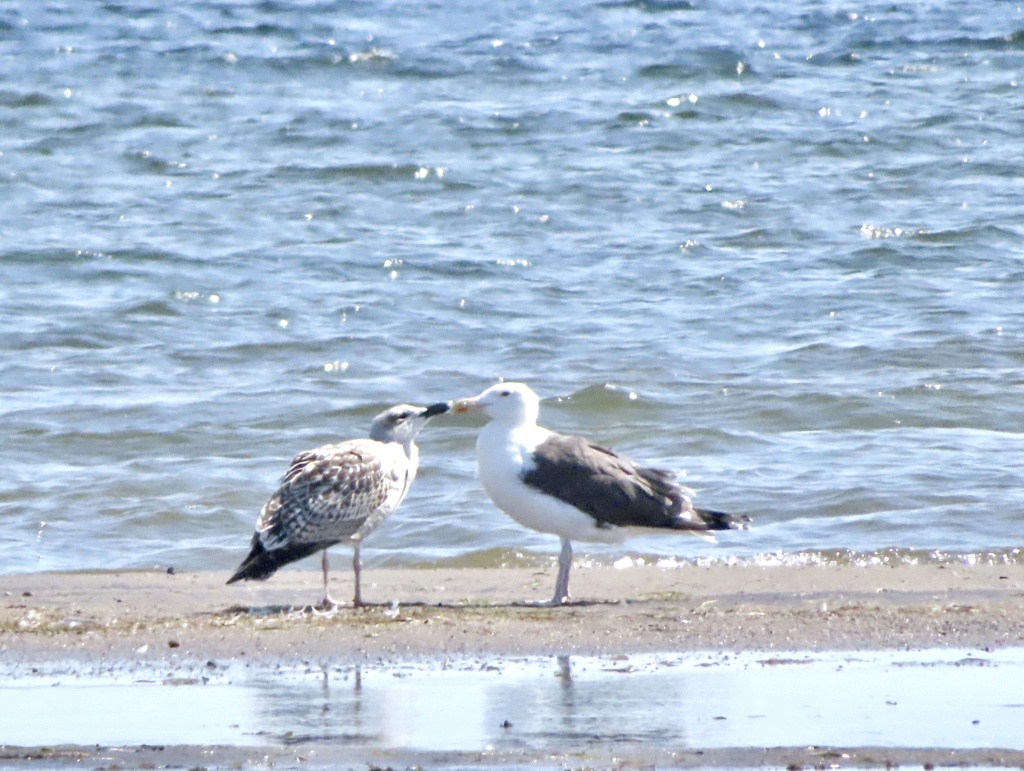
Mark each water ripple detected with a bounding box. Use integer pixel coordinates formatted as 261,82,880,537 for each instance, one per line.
1,0,1023,574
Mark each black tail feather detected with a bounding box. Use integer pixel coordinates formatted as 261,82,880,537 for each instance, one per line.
694,507,751,531
226,533,336,584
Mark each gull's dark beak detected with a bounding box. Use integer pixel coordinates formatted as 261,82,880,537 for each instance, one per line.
421,401,451,419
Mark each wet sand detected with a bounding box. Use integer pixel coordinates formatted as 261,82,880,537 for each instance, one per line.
5,744,1024,770
3,563,1024,768
2,562,1023,661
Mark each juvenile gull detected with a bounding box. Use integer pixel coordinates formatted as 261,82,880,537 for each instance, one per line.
454,382,748,606
227,401,450,608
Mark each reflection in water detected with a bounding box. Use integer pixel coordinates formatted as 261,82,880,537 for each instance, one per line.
243,650,1024,754
556,655,573,742
2,650,1023,751
261,664,381,746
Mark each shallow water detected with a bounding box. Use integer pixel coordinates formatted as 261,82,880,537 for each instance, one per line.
2,0,1024,575
2,650,1022,752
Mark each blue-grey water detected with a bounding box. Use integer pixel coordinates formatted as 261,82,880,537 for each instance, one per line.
2,0,1023,576
4,651,1024,752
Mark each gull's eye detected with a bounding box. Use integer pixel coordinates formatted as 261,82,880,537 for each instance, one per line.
499,390,511,397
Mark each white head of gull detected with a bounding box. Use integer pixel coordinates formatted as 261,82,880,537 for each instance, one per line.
228,400,450,609
454,382,748,606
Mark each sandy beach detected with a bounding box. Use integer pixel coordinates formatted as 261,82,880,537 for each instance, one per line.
3,562,1023,661
3,563,1024,769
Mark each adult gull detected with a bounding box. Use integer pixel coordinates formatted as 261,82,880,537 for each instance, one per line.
227,401,450,608
454,382,748,605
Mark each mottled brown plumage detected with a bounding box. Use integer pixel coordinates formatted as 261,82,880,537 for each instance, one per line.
227,401,449,607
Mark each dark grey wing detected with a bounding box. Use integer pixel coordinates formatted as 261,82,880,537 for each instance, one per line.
522,433,710,532
257,440,395,551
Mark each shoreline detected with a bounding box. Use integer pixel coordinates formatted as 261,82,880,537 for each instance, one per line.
3,564,1024,769
4,745,1024,771
2,563,1023,663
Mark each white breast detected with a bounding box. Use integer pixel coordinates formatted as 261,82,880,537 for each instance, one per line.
475,422,627,544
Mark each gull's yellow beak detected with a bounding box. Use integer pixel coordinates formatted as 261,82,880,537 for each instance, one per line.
452,396,484,415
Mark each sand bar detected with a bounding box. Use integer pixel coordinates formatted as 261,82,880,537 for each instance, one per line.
2,562,1023,662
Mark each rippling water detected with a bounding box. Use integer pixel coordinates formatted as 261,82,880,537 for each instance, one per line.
2,0,1023,575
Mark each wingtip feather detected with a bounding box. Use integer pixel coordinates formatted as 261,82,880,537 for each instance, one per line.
695,507,752,531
